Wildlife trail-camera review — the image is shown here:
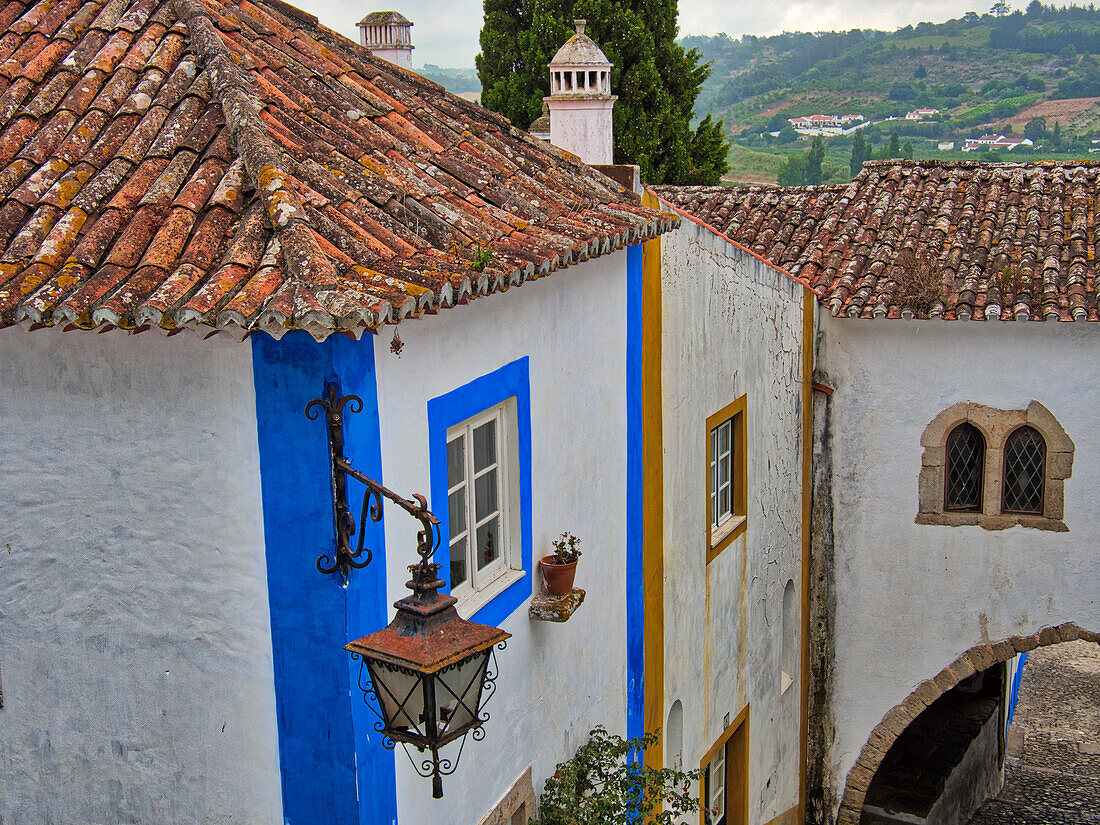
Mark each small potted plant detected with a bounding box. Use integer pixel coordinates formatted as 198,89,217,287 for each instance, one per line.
540,532,581,596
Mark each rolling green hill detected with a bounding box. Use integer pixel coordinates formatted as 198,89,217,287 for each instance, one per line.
684,2,1100,184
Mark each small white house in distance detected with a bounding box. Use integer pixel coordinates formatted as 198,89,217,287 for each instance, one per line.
939,141,956,150
906,108,941,119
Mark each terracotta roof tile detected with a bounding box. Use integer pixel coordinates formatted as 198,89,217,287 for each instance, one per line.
0,0,676,340
657,160,1100,321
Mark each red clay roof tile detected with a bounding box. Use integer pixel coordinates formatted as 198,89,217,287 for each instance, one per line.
658,160,1100,321
0,0,675,340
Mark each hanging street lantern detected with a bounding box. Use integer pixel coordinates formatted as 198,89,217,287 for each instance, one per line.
346,552,509,798
307,382,509,799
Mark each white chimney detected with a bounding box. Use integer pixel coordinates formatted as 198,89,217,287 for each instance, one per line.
546,19,616,165
357,11,413,69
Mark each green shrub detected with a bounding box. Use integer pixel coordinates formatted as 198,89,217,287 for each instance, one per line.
531,726,703,825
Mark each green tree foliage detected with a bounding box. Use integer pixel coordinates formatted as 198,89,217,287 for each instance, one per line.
1053,119,1063,148
531,726,702,825
777,124,799,144
807,135,825,184
477,0,729,184
913,63,928,79
850,130,867,176
1024,116,1048,141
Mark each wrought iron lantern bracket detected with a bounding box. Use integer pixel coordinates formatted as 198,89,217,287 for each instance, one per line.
306,383,440,579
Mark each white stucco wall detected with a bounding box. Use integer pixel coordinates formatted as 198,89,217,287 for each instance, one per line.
818,316,1100,813
0,328,281,824
373,251,630,825
548,98,614,165
660,221,807,824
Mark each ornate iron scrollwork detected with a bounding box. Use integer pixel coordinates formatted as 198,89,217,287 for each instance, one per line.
306,383,440,579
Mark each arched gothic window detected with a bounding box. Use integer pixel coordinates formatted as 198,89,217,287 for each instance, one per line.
1002,426,1046,514
945,422,985,511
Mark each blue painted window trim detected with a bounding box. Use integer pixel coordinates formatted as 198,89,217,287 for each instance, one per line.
625,243,644,742
427,357,532,627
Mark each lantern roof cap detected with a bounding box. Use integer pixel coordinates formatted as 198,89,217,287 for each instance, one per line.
550,19,612,67
346,588,509,673
357,10,411,26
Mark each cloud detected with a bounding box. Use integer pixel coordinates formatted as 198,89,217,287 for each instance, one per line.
307,0,1003,69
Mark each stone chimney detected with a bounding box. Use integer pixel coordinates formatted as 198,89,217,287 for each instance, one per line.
357,11,413,69
545,19,616,165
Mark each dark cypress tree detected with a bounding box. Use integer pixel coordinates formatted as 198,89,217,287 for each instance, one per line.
807,136,825,185
476,0,729,184
850,131,866,177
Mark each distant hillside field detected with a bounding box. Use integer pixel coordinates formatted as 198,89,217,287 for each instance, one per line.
684,2,1100,184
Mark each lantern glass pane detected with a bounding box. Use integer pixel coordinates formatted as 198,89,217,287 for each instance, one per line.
434,649,491,738
369,661,426,738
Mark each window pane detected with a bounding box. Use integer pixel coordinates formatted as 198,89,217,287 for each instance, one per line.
1003,426,1045,514
448,487,466,536
474,468,498,522
447,436,465,486
720,485,730,519
946,423,983,511
473,420,496,472
450,537,468,588
476,515,499,570
718,420,731,456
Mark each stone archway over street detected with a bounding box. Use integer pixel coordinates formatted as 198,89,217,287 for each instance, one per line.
836,623,1100,825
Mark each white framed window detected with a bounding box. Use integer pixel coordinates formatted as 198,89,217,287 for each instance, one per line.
710,418,733,530
706,747,726,825
446,400,522,613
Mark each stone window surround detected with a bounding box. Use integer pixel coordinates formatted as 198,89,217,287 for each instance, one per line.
917,400,1074,532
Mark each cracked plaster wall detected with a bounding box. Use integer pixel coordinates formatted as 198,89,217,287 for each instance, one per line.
660,222,806,824
816,315,1100,822
0,327,281,825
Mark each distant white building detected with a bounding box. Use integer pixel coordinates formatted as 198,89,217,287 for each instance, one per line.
906,108,941,120
963,134,1034,152
938,141,956,151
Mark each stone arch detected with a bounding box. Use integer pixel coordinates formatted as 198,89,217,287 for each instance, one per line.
835,622,1100,825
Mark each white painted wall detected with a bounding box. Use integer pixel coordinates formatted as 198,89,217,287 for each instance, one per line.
373,252,630,825
548,97,614,165
818,316,1100,815
660,221,807,824
0,328,281,825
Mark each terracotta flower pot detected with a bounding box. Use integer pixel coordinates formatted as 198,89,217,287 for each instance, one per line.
539,555,578,596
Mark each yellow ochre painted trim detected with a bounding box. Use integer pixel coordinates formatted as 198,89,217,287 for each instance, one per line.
799,287,815,824
699,704,751,825
705,395,748,564
641,190,664,771
763,803,803,825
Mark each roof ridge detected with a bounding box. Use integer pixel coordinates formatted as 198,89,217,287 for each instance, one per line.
170,0,356,327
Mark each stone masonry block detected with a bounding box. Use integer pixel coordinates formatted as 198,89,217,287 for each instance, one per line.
1038,626,1060,646
921,402,968,446
1056,622,1081,642
967,403,1025,444
918,464,944,513
950,656,976,682
841,784,867,810
836,804,861,825
1079,628,1100,643
867,727,895,754
1044,479,1065,520
1026,400,1074,453
991,640,1015,662
903,692,930,717
1048,450,1074,479
846,762,874,791
934,668,960,692
913,679,941,706
1010,634,1039,653
968,644,996,672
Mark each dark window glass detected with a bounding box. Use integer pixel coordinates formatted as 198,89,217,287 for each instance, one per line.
946,423,984,511
1003,426,1046,514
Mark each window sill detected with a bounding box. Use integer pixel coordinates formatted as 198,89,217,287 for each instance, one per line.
454,567,526,619
528,588,586,622
915,512,1068,532
707,515,747,564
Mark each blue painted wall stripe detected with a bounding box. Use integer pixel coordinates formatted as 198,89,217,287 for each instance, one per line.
626,243,645,742
1007,651,1028,728
427,357,532,628
251,332,397,825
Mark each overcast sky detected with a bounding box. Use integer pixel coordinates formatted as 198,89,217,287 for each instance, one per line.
314,0,1009,68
